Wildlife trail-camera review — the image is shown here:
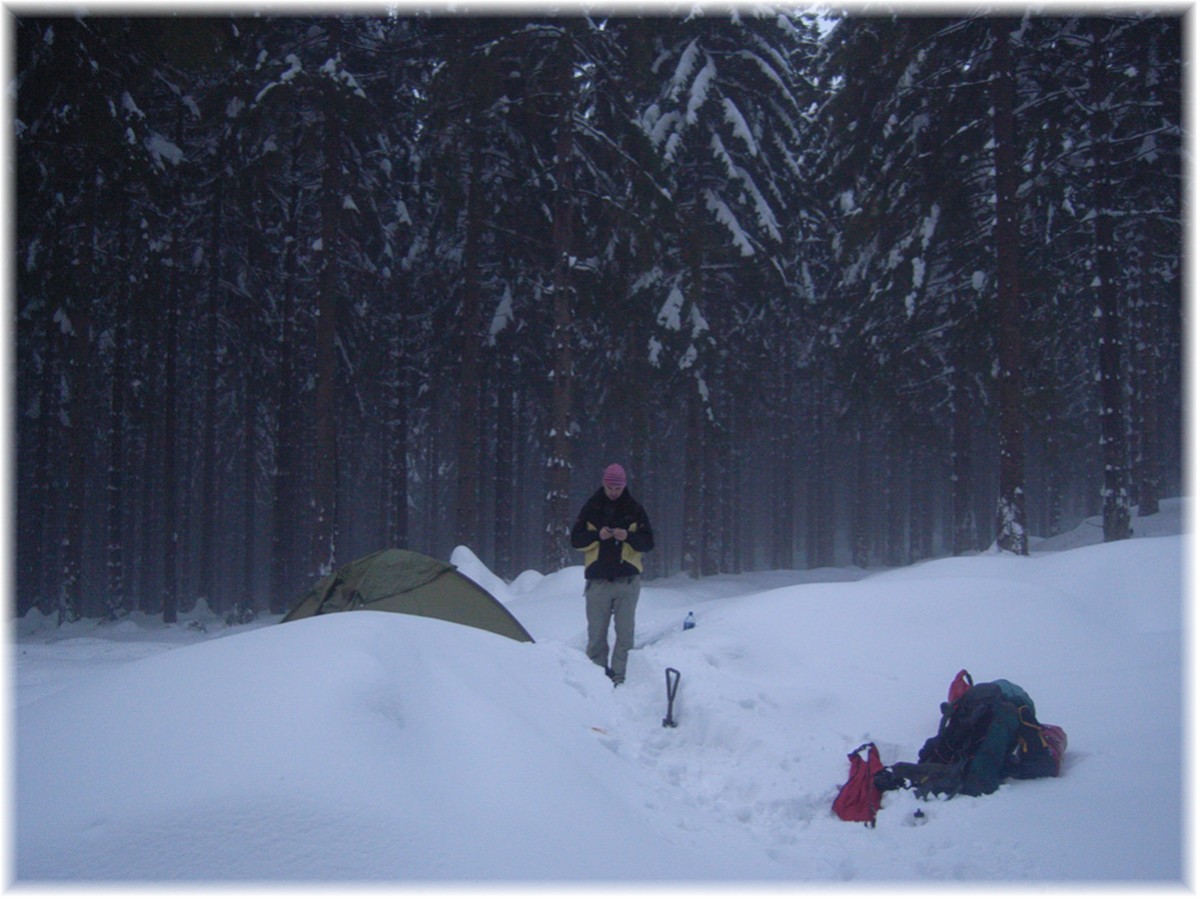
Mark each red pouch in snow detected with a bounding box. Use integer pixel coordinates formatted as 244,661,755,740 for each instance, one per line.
832,742,884,827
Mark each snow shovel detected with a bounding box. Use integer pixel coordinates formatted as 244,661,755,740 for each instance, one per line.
662,667,681,727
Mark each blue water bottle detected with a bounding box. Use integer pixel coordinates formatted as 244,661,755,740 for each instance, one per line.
683,611,695,631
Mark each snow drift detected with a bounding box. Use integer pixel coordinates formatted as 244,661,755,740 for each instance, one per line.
13,501,1188,884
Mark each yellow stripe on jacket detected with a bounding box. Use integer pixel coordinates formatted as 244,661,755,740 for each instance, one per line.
579,522,644,573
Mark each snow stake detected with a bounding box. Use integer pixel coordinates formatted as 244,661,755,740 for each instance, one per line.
662,667,681,727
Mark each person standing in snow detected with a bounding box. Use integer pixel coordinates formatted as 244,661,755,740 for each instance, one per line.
570,463,654,686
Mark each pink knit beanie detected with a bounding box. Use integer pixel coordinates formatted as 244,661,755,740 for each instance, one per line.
602,463,627,490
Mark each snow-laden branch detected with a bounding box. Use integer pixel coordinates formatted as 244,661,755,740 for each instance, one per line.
722,97,759,156
704,188,756,256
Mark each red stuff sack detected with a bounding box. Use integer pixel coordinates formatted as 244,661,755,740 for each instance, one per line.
832,742,884,826
948,669,974,704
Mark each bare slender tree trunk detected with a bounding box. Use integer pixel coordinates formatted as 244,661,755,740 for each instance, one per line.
270,125,304,615
544,48,576,573
456,129,484,551
493,365,515,577
1090,21,1131,542
883,432,906,568
200,134,225,610
30,335,58,611
771,427,795,571
950,356,976,554
62,301,90,623
682,381,704,578
908,440,934,563
806,377,835,569
851,424,871,569
105,223,128,620
162,102,186,623
1133,235,1162,519
386,322,411,551
680,212,706,579
990,18,1028,555
235,166,266,620
106,346,126,618
239,324,259,616
312,102,341,579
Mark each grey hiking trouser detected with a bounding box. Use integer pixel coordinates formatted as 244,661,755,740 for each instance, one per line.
585,575,641,682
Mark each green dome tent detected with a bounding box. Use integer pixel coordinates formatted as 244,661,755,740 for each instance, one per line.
280,548,534,643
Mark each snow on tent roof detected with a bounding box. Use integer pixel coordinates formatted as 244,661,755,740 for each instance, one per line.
280,548,534,643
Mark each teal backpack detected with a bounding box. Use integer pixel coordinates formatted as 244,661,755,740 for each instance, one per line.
916,671,1065,795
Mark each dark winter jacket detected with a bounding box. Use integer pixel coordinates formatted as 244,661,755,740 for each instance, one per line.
570,487,654,581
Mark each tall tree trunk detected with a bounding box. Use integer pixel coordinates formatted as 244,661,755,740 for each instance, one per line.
700,417,721,577
851,424,871,569
682,379,704,578
883,430,905,568
386,323,410,551
61,302,89,623
908,439,934,562
493,362,515,577
950,355,976,554
771,433,794,570
1091,21,1131,542
1044,433,1064,537
162,103,185,623
270,126,303,614
990,17,1028,555
514,388,533,572
122,275,150,608
200,135,224,610
455,128,484,551
721,402,739,574
806,377,835,569
162,258,180,623
105,220,128,620
312,106,340,578
236,166,265,619
770,372,796,570
239,336,258,617
543,48,576,573
700,305,725,578
137,399,158,613
31,332,58,610
1133,238,1162,518
106,302,126,619
680,211,706,579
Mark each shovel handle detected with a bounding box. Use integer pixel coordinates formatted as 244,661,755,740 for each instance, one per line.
663,667,681,727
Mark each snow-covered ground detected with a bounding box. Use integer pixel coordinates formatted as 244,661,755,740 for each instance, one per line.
10,499,1190,888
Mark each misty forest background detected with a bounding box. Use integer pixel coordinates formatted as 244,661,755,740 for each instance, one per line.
13,12,1183,624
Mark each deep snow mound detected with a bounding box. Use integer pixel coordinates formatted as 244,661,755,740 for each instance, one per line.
16,611,769,881
13,504,1188,883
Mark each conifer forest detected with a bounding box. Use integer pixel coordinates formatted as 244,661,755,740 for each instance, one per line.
14,12,1183,623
